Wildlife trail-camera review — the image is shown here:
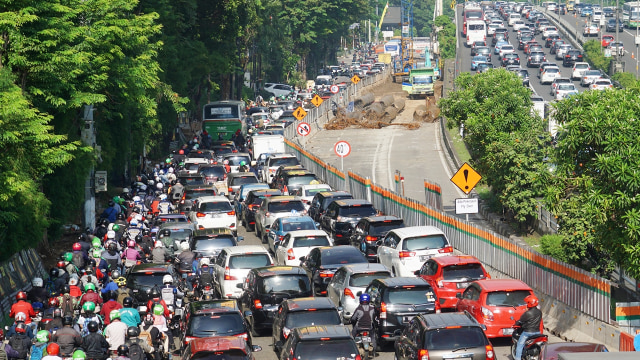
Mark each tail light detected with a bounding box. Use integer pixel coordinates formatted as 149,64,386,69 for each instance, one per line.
319,270,334,278
344,288,355,299
196,212,206,218
365,236,377,242
355,355,362,360
236,332,248,340
287,248,296,260
398,251,415,258
283,327,291,339
254,299,262,309
227,210,235,216
380,302,387,319
481,306,494,321
224,267,237,280
204,285,211,291
438,246,454,254
418,349,429,360
248,204,258,210
228,187,233,193
486,345,496,359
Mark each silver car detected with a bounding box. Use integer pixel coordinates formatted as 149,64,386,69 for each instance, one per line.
580,70,602,87
326,263,392,323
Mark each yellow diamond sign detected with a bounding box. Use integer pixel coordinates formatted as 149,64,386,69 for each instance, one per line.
351,75,361,84
451,162,482,195
293,106,307,120
311,94,323,107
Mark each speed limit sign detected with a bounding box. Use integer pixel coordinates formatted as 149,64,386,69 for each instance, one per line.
334,140,351,157
297,122,311,137
330,85,339,94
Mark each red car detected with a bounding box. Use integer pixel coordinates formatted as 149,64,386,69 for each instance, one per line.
181,336,262,360
602,35,614,47
415,255,490,309
456,279,540,338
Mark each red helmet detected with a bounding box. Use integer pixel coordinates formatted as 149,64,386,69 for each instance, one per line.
15,323,27,334
46,343,60,356
524,295,539,308
16,291,27,301
0,329,4,341
178,149,184,155
57,260,66,268
127,240,136,248
48,297,60,307
72,242,82,251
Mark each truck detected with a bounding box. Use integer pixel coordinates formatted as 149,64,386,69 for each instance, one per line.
250,134,285,162
402,68,435,99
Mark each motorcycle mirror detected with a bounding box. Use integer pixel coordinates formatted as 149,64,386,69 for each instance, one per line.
236,283,244,289
356,291,362,296
252,345,263,352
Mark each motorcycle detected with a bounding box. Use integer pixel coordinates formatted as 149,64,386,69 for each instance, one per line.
354,329,375,360
510,325,548,360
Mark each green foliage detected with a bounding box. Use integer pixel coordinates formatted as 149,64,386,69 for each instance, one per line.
539,235,570,262
435,15,457,59
583,39,611,73
612,72,640,89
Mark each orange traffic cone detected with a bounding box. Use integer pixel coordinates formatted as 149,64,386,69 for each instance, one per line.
633,53,635,59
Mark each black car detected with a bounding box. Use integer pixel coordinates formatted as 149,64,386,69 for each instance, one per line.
550,40,566,54
125,263,180,305
241,189,283,231
518,35,534,49
197,165,227,185
515,68,530,86
191,228,241,260
273,169,321,196
300,246,368,296
604,7,615,17
307,191,353,222
350,216,405,262
563,49,584,66
239,266,312,336
177,173,205,187
527,51,546,67
606,18,624,32
394,312,495,360
320,199,377,244
180,184,218,213
365,277,438,347
271,297,343,354
501,53,520,67
180,299,252,350
279,325,357,360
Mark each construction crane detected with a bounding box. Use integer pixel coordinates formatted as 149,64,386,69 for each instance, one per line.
393,0,416,83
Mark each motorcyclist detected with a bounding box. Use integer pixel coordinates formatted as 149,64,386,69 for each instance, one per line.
80,283,103,307
238,160,250,173
9,292,35,325
104,310,128,354
51,315,83,358
100,291,123,326
145,287,170,318
0,329,20,359
176,242,195,273
514,295,543,360
121,240,142,269
50,267,69,293
159,275,183,313
7,323,31,359
124,326,155,358
44,308,64,332
116,278,133,305
81,321,110,360
169,180,184,204
78,301,103,336
102,241,122,274
350,294,376,347
42,343,62,360
115,345,130,360
80,266,100,290
195,258,214,297
150,241,170,264
119,297,141,329
27,277,49,305
6,312,34,339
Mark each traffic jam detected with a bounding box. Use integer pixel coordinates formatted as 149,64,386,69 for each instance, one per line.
463,1,615,101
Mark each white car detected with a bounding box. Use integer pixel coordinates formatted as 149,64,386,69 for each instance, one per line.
376,226,453,277
260,153,300,184
571,62,590,80
189,196,237,233
212,245,273,298
555,44,572,59
590,79,613,90
582,24,599,36
512,20,527,32
555,83,579,100
542,26,559,39
275,230,332,266
608,42,625,56
255,196,307,244
326,263,392,322
251,112,270,128
488,23,501,36
264,83,294,97
290,184,332,210
499,45,515,58
592,11,603,22
540,66,561,85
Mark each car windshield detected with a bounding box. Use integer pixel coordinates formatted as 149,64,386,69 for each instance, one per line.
185,189,216,200
127,272,168,289
287,175,320,186
285,309,341,328
270,157,298,167
369,222,404,235
258,275,311,294
424,327,487,350
349,272,392,287
473,56,487,62
189,350,247,360
180,177,205,186
225,156,251,166
228,254,271,269
268,201,306,213
194,237,236,252
558,84,576,90
230,176,258,186
402,235,448,251
585,70,600,76
187,312,245,337
292,235,330,247
575,64,589,70
384,287,435,305
442,264,487,281
282,220,316,232
321,249,367,265
337,206,377,218
163,229,192,243
200,167,226,180
199,201,233,213
294,339,358,360
486,290,530,307
304,187,331,196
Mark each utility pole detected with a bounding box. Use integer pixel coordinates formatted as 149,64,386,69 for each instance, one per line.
80,105,96,231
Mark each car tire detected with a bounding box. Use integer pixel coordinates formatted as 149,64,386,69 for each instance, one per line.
251,324,261,338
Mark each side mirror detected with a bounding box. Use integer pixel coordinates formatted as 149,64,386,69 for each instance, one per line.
299,256,306,262
244,310,253,318
236,283,244,289
356,291,362,296
414,270,420,276
252,345,262,352
237,236,244,242
456,293,462,299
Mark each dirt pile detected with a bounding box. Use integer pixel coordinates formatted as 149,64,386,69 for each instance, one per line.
325,92,416,130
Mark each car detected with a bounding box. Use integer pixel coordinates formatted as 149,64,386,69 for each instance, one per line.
555,83,579,100
181,336,261,360
178,183,218,214
268,105,286,120
125,263,180,306
581,7,593,17
191,228,241,261
320,199,378,244
523,41,538,54
501,53,520,67
474,46,492,61
263,83,294,97
512,20,527,31
270,165,305,191
492,31,508,46
233,183,270,223
494,40,509,54
487,23,501,36
571,62,590,80
155,222,195,255
267,215,319,253
563,50,584,67
608,41,624,56
181,299,252,349
273,169,322,196
238,266,312,335
592,10,603,22
365,277,439,346
556,44,573,59
455,279,539,338
540,342,609,359
240,188,283,231
226,172,259,198
527,44,543,55
583,23,599,36
377,226,453,277
498,44,515,57
326,263,392,323
259,153,300,184
590,79,613,90
606,18,624,32
223,153,252,174
271,298,343,355
394,312,496,360
542,26,558,39
254,196,307,244
277,110,296,125
308,191,353,222
349,215,405,262
177,173,205,187
212,245,274,299
274,230,332,266
471,55,489,71
251,112,270,128
279,325,357,360
198,164,227,190
540,66,561,85
300,245,368,296
518,35,534,50
544,34,560,48
477,62,495,73
514,68,530,86
189,196,236,233
415,255,491,310
289,184,332,210
549,39,564,54
580,70,603,87
601,34,614,47
550,77,572,94
603,7,614,17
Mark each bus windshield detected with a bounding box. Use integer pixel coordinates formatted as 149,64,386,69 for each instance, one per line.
204,105,239,120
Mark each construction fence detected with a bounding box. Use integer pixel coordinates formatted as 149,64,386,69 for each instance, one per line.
0,248,48,325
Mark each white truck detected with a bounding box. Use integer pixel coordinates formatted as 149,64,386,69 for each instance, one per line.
250,134,285,163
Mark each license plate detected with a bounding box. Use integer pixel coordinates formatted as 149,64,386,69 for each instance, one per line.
420,255,429,261
360,336,371,342
503,328,514,335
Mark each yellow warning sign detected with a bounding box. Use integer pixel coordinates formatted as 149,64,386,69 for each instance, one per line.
351,75,361,84
451,162,482,195
293,106,307,120
311,94,323,107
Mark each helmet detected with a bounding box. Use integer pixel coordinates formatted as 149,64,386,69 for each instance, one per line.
153,304,164,316
115,277,127,287
57,260,66,268
142,228,150,236
112,224,120,232
63,315,74,326
108,290,119,301
48,297,60,308
127,326,141,338
127,240,136,248
16,291,27,301
82,301,96,313
107,230,116,239
163,274,173,284
240,160,246,166
144,313,154,326
524,295,539,308
178,149,184,155
155,241,163,248
63,252,73,262
53,309,63,319
135,234,143,243
88,259,97,267
85,283,96,293
32,277,43,287
50,268,59,278
159,194,168,201
15,323,27,334
61,284,71,294
110,309,121,321
117,345,129,356
92,238,101,248
84,266,93,274
47,343,60,356
14,312,27,322
200,258,210,267
87,321,99,333
359,293,371,305
107,242,117,251
111,270,121,279
150,287,161,299
223,160,229,165
72,350,87,360
123,297,134,308
69,277,79,286
73,242,82,251
36,330,50,343
160,229,171,237
117,213,125,220
181,242,189,251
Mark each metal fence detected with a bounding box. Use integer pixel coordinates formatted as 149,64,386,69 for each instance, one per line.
424,179,443,210
0,248,48,325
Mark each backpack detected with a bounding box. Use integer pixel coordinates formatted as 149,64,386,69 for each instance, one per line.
116,289,130,305
60,294,75,317
161,287,175,306
138,329,153,348
199,271,213,287
72,252,85,269
0,341,8,360
104,253,120,271
127,340,145,360
29,343,47,360
9,334,29,359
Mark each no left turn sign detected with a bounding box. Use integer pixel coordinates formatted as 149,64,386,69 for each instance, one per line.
330,85,339,94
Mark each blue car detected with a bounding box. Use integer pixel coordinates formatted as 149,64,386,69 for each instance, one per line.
471,55,489,71
266,215,318,253
233,183,270,222
581,7,593,17
494,40,509,54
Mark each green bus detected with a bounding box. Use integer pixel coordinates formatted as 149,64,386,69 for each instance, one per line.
623,1,640,28
202,100,246,140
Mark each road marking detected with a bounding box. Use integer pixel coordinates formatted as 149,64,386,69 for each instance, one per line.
387,132,396,189
372,140,382,184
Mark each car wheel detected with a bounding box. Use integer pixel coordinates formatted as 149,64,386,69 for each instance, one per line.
392,267,397,277
251,324,261,338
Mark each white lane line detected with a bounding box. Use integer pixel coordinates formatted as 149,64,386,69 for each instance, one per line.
372,140,381,184
387,132,396,189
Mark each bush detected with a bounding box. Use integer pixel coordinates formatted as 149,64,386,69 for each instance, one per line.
612,72,640,89
539,234,570,262
583,40,611,73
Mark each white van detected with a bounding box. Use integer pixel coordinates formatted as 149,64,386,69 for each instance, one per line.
466,20,487,46
315,75,332,90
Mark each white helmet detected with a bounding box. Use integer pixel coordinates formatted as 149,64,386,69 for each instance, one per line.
156,182,163,190
155,241,163,248
32,278,43,287
223,160,229,165
248,128,253,134
200,258,210,266
122,188,130,194
133,196,141,202
159,194,168,201
181,242,190,251
69,277,79,286
162,274,173,284
168,167,174,174
107,230,116,239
